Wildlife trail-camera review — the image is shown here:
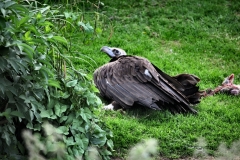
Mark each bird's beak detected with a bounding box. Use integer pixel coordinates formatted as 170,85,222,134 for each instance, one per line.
100,46,115,58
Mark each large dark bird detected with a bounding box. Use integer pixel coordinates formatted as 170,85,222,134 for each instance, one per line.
94,46,205,114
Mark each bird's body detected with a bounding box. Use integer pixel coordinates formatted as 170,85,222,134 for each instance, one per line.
94,46,204,114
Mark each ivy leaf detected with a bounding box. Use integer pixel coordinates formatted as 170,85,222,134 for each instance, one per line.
64,137,75,146
77,135,89,150
59,116,68,123
91,136,107,146
54,103,61,117
54,103,67,117
27,123,41,131
80,108,89,123
40,109,53,118
56,126,69,135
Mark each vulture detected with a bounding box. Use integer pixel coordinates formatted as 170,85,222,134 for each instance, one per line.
206,74,240,96
93,46,205,114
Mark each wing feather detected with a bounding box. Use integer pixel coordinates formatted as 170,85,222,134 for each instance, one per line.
93,56,199,113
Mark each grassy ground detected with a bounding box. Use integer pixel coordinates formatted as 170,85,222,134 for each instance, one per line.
70,0,240,159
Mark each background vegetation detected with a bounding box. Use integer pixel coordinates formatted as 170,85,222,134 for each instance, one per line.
0,0,240,159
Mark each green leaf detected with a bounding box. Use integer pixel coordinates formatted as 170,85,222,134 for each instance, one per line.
56,104,68,117
54,103,67,117
64,137,75,146
34,63,42,70
17,43,34,60
64,12,72,19
2,131,11,146
91,136,107,146
1,8,6,17
80,109,89,123
17,16,30,28
66,80,78,87
39,6,50,14
48,79,61,89
65,113,75,124
7,124,15,134
51,36,68,45
19,95,36,103
24,30,31,41
24,24,38,34
77,22,94,33
60,116,68,123
4,1,16,8
54,104,60,117
56,126,69,135
80,136,89,150
27,123,41,131
40,109,53,118
7,58,19,73
106,139,114,149
95,27,103,34
10,111,24,118
0,84,4,96
9,3,27,13
0,16,6,30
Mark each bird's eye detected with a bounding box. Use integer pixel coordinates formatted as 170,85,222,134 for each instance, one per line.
113,49,120,55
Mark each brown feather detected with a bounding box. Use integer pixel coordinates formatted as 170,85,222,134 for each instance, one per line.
94,55,203,113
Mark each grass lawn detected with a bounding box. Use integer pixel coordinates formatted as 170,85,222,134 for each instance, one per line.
70,0,240,159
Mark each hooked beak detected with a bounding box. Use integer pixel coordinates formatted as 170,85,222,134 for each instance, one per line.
100,46,115,58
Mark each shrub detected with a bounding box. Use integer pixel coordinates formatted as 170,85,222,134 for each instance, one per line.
0,0,113,159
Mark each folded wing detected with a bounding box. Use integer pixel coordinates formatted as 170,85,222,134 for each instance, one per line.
94,55,201,113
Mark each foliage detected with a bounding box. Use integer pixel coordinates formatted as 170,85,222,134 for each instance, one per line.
22,123,104,160
0,0,113,159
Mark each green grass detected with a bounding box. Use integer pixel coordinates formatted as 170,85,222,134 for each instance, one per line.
68,0,240,158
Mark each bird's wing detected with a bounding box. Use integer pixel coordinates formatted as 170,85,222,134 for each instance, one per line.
152,64,204,104
94,56,197,113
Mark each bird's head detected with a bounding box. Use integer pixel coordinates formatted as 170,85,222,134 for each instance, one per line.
100,46,127,58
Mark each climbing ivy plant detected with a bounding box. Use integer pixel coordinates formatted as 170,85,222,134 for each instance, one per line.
0,0,113,159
